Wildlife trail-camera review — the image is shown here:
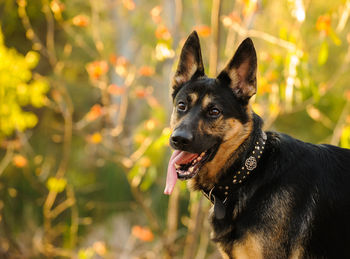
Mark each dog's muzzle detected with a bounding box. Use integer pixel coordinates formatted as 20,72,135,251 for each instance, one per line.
170,128,193,150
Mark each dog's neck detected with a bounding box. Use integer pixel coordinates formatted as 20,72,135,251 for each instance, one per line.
201,114,267,220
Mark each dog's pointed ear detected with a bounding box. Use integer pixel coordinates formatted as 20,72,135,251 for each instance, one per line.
172,31,205,91
217,38,257,103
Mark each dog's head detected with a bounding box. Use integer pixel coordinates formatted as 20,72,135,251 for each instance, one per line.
164,31,257,194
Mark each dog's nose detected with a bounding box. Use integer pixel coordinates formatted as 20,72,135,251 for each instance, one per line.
171,129,193,149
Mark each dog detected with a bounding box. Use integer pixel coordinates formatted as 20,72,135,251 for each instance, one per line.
164,31,350,258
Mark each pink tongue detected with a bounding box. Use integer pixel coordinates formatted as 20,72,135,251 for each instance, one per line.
164,150,198,195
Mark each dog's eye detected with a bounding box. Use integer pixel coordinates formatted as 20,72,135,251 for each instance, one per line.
177,102,187,112
208,108,221,117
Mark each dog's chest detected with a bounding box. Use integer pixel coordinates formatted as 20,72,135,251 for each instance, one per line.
209,189,303,259
214,229,264,259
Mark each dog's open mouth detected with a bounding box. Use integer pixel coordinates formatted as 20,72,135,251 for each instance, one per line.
176,151,208,180
164,148,213,195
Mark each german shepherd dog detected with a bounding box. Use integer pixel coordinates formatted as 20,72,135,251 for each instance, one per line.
164,31,350,259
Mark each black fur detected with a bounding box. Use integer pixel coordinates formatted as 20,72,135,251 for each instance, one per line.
170,31,350,258
210,115,350,258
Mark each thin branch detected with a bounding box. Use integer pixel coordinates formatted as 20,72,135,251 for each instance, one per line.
68,185,79,249
42,0,57,65
192,0,202,25
281,46,350,117
90,0,104,54
129,185,160,232
43,80,73,253
194,207,211,259
48,198,75,219
0,143,14,176
183,194,204,259
208,0,222,77
174,0,182,35
17,0,52,65
110,71,135,137
336,0,350,33
164,185,180,258
129,137,153,162
60,24,97,58
227,22,300,53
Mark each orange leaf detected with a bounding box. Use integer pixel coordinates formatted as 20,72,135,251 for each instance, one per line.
108,84,125,95
86,104,103,121
93,241,107,256
132,225,154,242
138,66,155,77
155,25,171,40
86,61,109,80
72,15,89,27
13,155,28,168
316,14,331,34
194,25,211,37
134,88,147,99
88,132,102,144
134,134,146,144
109,54,117,65
259,81,272,94
150,6,162,24
139,157,151,168
122,0,135,10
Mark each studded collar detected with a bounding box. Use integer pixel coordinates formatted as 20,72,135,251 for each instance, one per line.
201,130,267,220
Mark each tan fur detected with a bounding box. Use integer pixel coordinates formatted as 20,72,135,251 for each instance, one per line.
201,94,212,109
219,233,303,259
231,233,263,259
225,67,256,98
173,55,198,87
192,114,253,189
189,92,199,106
170,92,198,131
290,247,303,259
218,245,231,259
226,69,240,89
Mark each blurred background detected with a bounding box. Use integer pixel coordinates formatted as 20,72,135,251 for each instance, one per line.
0,0,349,258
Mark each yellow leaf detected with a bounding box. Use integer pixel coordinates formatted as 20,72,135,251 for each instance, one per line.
318,41,328,65
88,132,102,144
47,177,67,193
13,155,28,168
93,241,107,256
340,126,350,148
25,51,39,68
131,225,154,242
78,248,95,259
139,157,151,168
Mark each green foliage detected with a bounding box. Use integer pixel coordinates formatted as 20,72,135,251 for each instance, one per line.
0,29,48,138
